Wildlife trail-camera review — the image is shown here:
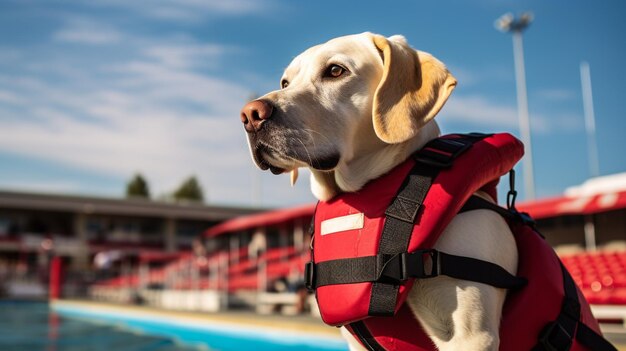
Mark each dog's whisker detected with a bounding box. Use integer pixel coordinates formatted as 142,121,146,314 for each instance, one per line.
296,137,315,167
302,128,334,148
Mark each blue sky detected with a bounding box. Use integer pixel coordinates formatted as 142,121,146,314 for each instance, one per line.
0,0,625,208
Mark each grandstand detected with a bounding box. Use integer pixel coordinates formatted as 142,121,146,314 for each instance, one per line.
90,204,315,315
0,190,259,298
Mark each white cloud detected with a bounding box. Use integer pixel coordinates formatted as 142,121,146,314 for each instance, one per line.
534,88,576,101
53,19,122,45
106,60,247,116
86,0,272,21
54,29,121,45
143,44,228,69
446,66,478,86
440,94,582,135
441,95,518,128
541,113,584,133
0,90,25,105
446,63,514,88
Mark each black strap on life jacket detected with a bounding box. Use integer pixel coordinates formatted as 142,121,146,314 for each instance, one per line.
309,240,526,290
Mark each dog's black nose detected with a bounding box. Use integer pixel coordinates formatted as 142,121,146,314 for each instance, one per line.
240,99,273,133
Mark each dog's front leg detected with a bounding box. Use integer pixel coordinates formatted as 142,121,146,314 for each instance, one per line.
407,278,506,351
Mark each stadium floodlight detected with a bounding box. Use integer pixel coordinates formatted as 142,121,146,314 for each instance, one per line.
496,12,534,33
495,12,535,200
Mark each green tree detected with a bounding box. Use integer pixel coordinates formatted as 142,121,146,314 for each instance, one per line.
126,173,150,199
173,176,204,202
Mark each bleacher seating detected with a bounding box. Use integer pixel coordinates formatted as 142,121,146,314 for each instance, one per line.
94,246,310,294
560,251,626,305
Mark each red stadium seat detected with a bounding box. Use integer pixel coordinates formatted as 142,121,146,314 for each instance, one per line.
561,251,626,305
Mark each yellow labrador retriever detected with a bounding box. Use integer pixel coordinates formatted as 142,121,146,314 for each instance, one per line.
240,32,517,351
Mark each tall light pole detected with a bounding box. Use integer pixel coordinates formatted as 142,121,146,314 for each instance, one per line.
580,61,600,178
579,61,600,251
495,12,536,200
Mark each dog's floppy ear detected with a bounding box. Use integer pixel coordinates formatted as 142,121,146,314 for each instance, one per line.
372,35,457,144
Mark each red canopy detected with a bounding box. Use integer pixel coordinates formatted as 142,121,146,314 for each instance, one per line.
518,173,626,220
203,203,315,237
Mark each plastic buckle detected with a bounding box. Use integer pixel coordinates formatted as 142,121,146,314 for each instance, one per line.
538,321,572,351
304,261,315,292
406,250,439,278
378,250,439,284
414,138,472,168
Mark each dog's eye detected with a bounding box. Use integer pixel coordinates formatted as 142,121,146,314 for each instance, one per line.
324,64,345,78
281,80,289,89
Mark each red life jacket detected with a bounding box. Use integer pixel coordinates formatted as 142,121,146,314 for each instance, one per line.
305,133,614,351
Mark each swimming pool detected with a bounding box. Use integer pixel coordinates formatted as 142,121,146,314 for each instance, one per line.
3,300,348,351
0,300,198,351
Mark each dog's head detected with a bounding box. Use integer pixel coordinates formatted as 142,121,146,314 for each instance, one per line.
240,32,456,200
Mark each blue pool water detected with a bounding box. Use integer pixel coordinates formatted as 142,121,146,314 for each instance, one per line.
1,301,348,351
0,301,197,351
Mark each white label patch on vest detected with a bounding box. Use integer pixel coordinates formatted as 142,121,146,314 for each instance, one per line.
321,213,364,235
